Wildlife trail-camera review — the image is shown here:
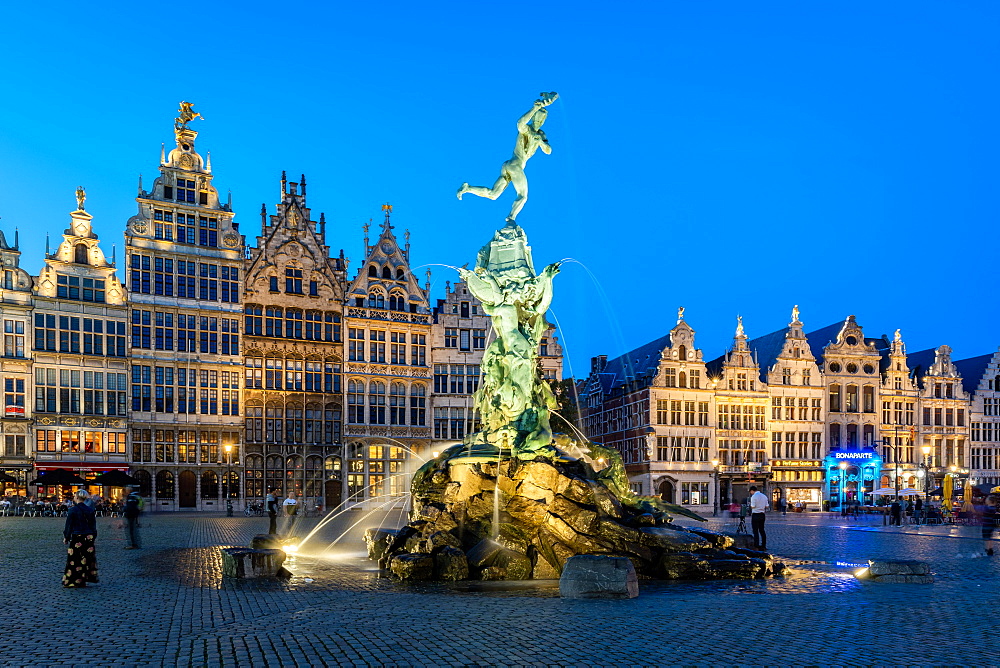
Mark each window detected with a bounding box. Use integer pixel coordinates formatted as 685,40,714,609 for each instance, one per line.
309,280,318,296
198,216,219,248
269,276,279,292
664,368,676,387
390,383,406,425
829,385,841,412
369,381,386,424
4,378,24,416
285,267,303,293
4,319,24,357
57,275,105,302
473,329,486,349
782,368,792,385
698,402,709,426
460,329,471,351
445,328,457,348
369,330,386,363
410,334,427,366
656,400,669,425
4,435,24,456
348,380,365,423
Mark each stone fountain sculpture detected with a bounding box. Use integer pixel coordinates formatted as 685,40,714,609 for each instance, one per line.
367,94,780,582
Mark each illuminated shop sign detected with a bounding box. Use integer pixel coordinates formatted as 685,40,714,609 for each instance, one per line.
833,451,877,460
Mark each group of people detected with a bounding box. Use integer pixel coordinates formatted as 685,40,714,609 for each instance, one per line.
61,487,144,589
264,488,300,537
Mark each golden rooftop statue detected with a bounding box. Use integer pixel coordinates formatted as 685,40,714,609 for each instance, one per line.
75,186,86,212
174,102,203,143
458,92,559,223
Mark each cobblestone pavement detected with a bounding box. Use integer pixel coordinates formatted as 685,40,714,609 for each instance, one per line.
0,509,997,667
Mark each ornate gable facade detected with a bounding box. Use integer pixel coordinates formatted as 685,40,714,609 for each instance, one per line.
32,191,129,480
342,206,432,503
242,174,347,506
124,105,245,510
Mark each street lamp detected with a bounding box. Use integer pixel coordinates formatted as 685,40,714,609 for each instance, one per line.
224,444,233,515
920,444,931,523
711,458,720,517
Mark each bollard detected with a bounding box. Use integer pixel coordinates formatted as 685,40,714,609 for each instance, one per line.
226,499,234,517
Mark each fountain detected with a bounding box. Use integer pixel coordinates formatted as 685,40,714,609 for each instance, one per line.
368,93,779,583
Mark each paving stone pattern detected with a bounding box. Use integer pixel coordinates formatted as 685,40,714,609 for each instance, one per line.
0,510,997,666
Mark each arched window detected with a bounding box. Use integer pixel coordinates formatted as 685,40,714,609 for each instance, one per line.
410,383,426,426
367,291,385,309
285,455,302,496
246,455,264,499
133,469,152,497
389,292,406,311
862,386,875,413
381,265,392,279
324,456,342,476
677,345,687,361
368,265,378,277
829,384,841,412
75,243,88,265
155,470,175,499
369,381,386,424
395,267,405,280
679,372,687,388
200,471,219,498
348,380,365,423
389,382,406,425
829,423,841,448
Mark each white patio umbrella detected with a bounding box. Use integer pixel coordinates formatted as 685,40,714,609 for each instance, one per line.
897,488,922,496
872,487,897,495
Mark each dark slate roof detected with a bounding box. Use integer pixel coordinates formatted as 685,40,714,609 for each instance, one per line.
905,348,938,388
703,320,896,383
803,322,845,362
590,333,671,395
954,353,995,396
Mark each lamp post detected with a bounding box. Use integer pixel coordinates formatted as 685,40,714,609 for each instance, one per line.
224,444,233,516
711,458,720,517
920,444,931,524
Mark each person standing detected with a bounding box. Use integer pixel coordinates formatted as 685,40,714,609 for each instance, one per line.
748,485,769,551
123,487,142,549
62,489,98,588
890,499,902,526
976,495,997,556
266,488,279,535
778,497,787,516
282,491,299,537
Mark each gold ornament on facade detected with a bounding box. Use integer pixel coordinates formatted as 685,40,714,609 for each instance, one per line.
75,186,86,211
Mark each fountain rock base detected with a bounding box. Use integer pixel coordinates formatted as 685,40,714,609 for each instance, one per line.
372,445,779,582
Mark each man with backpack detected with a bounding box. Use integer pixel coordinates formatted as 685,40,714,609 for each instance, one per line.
124,487,143,549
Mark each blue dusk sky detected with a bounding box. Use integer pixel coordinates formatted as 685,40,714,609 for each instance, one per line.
1,1,998,378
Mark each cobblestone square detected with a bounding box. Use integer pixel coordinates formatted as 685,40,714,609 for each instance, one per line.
0,510,996,666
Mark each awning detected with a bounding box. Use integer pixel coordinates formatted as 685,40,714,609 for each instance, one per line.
35,464,130,472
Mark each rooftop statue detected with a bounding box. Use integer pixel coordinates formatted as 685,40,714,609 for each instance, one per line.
457,92,558,223
175,101,203,130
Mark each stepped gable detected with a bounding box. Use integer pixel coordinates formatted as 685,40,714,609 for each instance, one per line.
954,353,996,396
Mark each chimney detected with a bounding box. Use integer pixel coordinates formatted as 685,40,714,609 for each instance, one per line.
591,355,607,374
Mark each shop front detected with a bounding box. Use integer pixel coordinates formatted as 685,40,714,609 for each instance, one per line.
824,448,882,509
718,463,771,508
770,459,824,511
34,463,132,501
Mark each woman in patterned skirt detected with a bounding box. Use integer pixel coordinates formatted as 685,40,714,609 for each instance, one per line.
62,489,98,588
